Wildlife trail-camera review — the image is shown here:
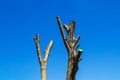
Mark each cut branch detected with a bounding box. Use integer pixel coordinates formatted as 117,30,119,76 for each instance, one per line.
68,21,75,43
57,16,66,40
64,24,69,32
74,44,80,50
70,20,75,29
34,34,42,62
73,35,80,48
57,16,70,51
76,49,83,61
44,40,53,61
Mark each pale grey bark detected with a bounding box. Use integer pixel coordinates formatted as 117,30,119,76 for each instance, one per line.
34,34,53,80
57,16,83,80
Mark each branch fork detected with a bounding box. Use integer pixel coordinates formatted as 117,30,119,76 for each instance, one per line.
34,34,53,80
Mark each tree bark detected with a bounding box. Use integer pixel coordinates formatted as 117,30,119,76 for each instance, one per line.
57,16,83,80
34,34,53,80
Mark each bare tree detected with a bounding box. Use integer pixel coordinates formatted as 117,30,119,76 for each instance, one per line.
57,16,83,80
34,34,53,80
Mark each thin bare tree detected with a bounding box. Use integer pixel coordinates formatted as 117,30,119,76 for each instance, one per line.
34,34,53,80
57,16,83,80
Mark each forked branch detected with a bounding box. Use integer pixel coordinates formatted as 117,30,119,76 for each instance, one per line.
34,34,53,80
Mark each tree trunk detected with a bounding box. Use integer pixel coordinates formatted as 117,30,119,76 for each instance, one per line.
41,61,47,80
57,16,83,80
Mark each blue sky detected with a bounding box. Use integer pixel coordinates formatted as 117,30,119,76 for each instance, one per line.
0,0,120,80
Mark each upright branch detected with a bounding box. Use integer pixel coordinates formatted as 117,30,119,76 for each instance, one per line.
34,34,53,80
57,16,83,80
57,16,70,52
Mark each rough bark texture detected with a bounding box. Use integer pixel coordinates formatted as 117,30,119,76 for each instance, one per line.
57,16,83,80
34,34,53,80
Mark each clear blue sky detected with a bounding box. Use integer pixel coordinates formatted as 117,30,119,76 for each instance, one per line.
0,0,120,80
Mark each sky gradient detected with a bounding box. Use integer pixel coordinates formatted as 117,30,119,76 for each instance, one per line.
0,0,120,80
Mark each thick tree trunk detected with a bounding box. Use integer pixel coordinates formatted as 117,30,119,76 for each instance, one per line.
34,34,53,80
66,50,80,80
40,61,47,80
67,51,76,80
57,16,83,80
